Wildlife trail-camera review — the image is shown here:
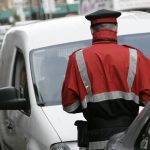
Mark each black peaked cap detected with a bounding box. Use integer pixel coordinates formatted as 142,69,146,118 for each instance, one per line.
85,9,121,20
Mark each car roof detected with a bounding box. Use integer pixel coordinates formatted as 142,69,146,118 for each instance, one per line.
14,20,40,26
118,11,150,35
5,11,150,51
6,16,91,51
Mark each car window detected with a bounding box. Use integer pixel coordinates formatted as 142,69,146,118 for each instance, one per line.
13,50,30,113
118,32,150,58
135,118,150,150
30,40,92,106
13,52,28,98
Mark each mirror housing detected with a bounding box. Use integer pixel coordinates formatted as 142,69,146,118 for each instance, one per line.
0,87,28,110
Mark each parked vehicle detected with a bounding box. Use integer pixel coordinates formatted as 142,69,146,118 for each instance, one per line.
0,11,149,150
0,25,11,49
14,20,40,26
0,16,90,150
106,101,150,150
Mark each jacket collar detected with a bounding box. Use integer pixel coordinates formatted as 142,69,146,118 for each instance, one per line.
92,29,117,44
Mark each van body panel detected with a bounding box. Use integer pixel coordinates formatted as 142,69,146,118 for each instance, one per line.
29,106,62,148
6,16,91,51
42,105,84,141
118,11,150,35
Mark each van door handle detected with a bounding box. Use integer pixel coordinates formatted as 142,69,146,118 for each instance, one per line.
5,119,14,130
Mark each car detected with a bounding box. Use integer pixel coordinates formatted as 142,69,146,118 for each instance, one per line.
106,102,150,150
14,20,41,26
0,17,90,150
0,11,149,150
0,25,12,49
0,22,40,51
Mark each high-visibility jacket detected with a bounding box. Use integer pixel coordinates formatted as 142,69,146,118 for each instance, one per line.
62,42,150,111
62,31,150,149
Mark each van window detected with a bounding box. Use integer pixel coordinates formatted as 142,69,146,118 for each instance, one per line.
13,51,30,111
30,40,92,106
118,32,150,58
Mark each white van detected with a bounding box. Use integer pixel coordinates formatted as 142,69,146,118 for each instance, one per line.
0,25,12,49
0,17,91,150
0,11,150,150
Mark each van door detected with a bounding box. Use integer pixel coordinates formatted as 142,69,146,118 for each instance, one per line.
3,50,30,150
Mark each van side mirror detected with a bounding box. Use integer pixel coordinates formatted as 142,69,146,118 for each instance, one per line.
0,87,27,110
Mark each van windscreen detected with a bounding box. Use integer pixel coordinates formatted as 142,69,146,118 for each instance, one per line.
118,32,150,58
30,40,92,106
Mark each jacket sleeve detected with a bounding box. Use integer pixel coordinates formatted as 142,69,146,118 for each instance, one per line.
62,53,82,113
137,51,150,104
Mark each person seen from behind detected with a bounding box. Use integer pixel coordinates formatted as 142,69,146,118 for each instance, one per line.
61,9,150,150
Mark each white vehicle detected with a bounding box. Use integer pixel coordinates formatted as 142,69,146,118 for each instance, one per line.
0,25,12,49
0,11,149,150
106,102,150,150
0,17,90,150
14,20,41,26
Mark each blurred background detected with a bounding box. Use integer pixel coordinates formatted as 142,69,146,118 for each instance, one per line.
0,0,150,25
0,0,150,47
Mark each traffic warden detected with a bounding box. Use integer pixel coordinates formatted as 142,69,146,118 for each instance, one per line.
61,9,150,150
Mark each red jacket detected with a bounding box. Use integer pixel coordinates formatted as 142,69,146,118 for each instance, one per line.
62,41,150,112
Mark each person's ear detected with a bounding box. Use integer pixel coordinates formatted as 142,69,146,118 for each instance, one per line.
112,24,117,32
